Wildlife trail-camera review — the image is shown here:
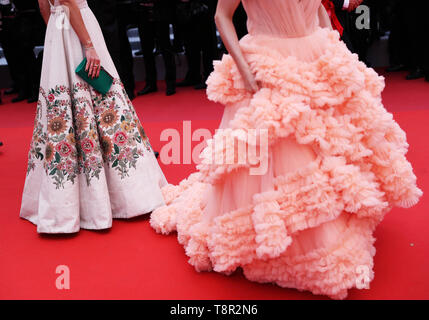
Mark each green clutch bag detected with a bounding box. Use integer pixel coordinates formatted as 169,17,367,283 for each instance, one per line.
75,58,113,95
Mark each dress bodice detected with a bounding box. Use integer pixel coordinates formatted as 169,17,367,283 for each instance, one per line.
242,0,323,38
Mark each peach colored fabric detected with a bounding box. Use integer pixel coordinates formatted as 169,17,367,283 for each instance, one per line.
150,0,422,299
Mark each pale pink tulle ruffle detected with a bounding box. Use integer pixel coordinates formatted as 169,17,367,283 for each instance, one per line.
150,28,422,299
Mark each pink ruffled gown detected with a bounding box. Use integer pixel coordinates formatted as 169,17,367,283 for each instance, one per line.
150,0,422,299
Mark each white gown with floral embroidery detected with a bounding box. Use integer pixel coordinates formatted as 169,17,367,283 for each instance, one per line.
20,0,167,233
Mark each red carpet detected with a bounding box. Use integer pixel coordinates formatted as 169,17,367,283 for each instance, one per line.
0,71,428,300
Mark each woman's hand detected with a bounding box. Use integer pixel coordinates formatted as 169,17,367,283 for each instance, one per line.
215,0,258,93
239,62,259,93
85,46,101,79
59,0,100,77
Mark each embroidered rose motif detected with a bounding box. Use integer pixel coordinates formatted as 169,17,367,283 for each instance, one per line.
81,138,94,154
114,131,127,146
56,141,72,157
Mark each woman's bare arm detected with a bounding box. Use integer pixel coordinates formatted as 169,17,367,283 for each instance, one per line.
38,0,51,24
59,0,101,78
215,0,258,92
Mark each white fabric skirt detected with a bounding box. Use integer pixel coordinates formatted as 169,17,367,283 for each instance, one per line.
20,2,167,233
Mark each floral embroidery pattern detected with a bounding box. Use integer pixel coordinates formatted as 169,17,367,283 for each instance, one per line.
26,79,154,188
26,99,46,175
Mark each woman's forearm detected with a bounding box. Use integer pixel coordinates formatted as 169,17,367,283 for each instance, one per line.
215,0,258,92
38,0,51,24
59,0,92,48
215,0,247,72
